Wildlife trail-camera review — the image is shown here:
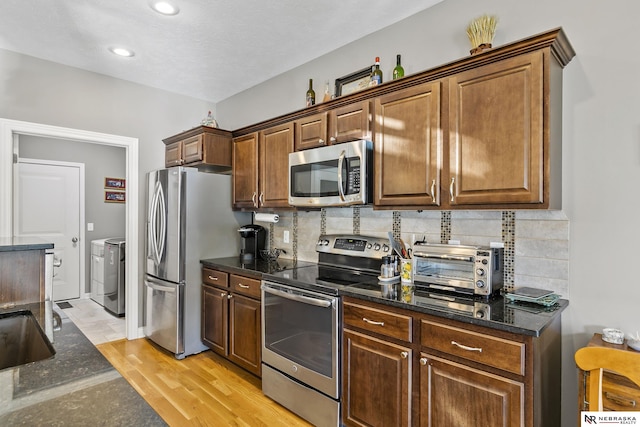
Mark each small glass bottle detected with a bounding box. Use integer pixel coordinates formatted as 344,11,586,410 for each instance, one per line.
393,54,405,80
371,57,383,86
305,79,315,107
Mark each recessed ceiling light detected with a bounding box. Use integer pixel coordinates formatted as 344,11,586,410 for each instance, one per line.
150,1,180,16
109,47,135,57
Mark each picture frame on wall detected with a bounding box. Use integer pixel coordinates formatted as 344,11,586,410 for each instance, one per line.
334,66,373,97
104,177,126,189
105,191,126,203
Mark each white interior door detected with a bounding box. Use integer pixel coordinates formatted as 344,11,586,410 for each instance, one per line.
14,159,83,301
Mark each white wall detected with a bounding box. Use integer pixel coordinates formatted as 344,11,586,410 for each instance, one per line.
0,49,217,327
219,0,640,424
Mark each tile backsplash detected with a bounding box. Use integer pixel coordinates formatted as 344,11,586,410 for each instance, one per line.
261,207,569,297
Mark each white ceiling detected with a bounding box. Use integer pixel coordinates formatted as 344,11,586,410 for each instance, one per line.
0,0,443,103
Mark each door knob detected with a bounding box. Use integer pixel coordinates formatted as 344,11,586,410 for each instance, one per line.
72,237,78,243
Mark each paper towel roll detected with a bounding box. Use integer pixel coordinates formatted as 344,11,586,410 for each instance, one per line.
254,213,279,223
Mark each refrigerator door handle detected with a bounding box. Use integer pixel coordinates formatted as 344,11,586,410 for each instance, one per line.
145,278,177,293
150,180,166,266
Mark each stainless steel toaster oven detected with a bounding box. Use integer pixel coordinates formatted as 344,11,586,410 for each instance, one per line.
412,243,504,297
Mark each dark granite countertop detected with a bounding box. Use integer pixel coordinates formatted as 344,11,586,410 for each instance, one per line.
201,256,315,280
0,237,54,252
0,304,166,426
340,281,568,337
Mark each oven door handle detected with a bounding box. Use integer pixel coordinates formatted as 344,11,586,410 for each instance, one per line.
262,285,332,308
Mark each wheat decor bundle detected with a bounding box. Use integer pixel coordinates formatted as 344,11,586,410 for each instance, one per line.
466,14,498,55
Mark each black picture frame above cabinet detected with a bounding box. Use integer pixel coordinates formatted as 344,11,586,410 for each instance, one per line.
335,66,372,97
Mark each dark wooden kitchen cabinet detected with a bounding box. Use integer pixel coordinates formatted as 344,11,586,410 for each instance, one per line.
341,296,562,427
447,51,546,207
201,267,262,377
259,123,294,209
374,82,442,208
232,132,259,209
295,112,328,151
163,126,232,172
342,299,413,426
232,123,293,210
343,329,412,427
420,353,524,426
294,101,372,151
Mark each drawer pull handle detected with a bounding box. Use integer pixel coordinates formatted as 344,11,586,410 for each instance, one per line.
400,351,408,359
451,341,482,353
208,276,218,281
604,391,637,408
363,318,384,326
420,357,428,365
238,283,250,289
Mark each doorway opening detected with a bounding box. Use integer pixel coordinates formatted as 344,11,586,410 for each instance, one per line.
0,118,140,340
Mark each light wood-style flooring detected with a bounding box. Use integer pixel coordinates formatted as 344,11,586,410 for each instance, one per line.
96,338,312,426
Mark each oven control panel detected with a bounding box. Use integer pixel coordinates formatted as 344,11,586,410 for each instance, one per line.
316,234,391,259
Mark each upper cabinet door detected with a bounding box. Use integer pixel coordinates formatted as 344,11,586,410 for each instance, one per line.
329,101,372,144
259,123,294,208
295,112,328,151
232,133,259,209
448,51,544,206
374,82,442,208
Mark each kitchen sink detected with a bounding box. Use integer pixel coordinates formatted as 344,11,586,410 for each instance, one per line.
0,310,56,371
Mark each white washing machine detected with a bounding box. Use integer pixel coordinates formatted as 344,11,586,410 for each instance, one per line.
90,238,109,306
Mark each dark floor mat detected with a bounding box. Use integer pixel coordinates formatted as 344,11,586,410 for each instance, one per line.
56,301,72,309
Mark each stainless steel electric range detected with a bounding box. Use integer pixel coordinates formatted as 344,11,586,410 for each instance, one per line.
260,234,388,427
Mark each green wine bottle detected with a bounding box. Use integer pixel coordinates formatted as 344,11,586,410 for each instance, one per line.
393,54,405,80
306,79,315,107
371,57,383,86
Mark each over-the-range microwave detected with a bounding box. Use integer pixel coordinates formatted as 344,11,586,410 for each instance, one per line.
288,140,373,207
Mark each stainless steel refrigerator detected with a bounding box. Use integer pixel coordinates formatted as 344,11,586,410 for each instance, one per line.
144,167,249,359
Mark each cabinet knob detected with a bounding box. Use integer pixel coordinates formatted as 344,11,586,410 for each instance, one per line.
220,292,226,297
227,294,233,299
420,357,428,365
329,137,337,143
318,139,325,145
400,351,409,359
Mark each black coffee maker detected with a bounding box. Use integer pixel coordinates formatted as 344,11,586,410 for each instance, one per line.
238,224,266,263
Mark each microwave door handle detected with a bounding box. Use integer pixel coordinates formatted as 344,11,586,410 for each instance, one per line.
413,252,474,262
337,149,346,201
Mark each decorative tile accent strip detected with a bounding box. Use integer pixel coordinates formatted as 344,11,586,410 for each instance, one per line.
293,211,298,262
392,211,401,241
441,211,451,244
269,223,274,249
320,208,326,236
353,206,360,235
501,210,516,290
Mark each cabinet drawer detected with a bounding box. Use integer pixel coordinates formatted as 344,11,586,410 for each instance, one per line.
343,301,412,342
202,268,229,287
585,371,640,411
230,275,261,299
421,320,525,375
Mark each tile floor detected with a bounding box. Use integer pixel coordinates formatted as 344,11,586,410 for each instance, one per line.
60,298,126,345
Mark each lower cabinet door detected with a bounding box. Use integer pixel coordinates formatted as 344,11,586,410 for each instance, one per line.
342,329,411,427
420,352,524,427
201,285,228,356
228,293,261,376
